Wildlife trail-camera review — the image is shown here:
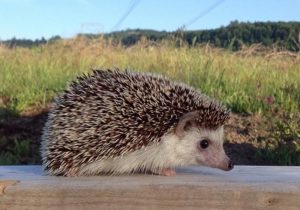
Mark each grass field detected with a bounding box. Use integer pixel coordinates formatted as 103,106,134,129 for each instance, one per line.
0,36,300,165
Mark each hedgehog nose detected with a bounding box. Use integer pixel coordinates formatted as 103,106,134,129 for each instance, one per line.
228,160,234,170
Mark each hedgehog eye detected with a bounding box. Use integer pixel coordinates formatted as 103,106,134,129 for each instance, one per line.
198,139,209,149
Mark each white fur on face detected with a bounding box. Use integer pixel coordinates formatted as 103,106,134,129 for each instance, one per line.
78,126,229,175
192,126,230,170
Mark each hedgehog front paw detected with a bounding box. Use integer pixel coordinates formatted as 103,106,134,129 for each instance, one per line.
162,168,176,176
152,168,176,176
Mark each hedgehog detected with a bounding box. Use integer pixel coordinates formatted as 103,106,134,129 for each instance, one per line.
41,69,233,176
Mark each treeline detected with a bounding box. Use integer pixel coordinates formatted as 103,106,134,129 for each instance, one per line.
1,21,300,51
0,36,61,48
183,21,300,51
106,21,300,51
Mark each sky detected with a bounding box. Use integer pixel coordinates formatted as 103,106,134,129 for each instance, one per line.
0,0,299,40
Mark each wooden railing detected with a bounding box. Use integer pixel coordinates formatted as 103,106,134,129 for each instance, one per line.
0,165,300,210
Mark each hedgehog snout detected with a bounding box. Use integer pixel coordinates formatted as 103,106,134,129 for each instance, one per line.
219,156,234,171
228,160,234,170
198,153,233,171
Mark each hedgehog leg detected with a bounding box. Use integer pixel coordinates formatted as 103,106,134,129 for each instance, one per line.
152,168,176,176
161,168,176,176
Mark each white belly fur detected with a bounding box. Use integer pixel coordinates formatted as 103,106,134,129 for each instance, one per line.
78,131,198,175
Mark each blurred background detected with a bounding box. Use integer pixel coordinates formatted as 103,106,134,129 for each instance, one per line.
0,0,299,166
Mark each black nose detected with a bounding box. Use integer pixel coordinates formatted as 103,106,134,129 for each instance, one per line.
228,160,234,170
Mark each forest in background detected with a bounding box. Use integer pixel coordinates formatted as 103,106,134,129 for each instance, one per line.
1,21,300,51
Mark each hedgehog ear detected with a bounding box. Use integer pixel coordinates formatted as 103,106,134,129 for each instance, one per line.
175,111,199,137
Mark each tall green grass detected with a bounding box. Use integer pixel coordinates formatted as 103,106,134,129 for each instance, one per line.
0,37,299,114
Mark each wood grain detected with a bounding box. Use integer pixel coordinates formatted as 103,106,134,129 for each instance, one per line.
0,180,19,195
0,166,300,210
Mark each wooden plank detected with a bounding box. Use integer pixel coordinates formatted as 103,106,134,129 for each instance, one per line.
0,166,300,210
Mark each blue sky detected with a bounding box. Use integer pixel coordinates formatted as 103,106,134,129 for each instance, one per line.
0,0,299,40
